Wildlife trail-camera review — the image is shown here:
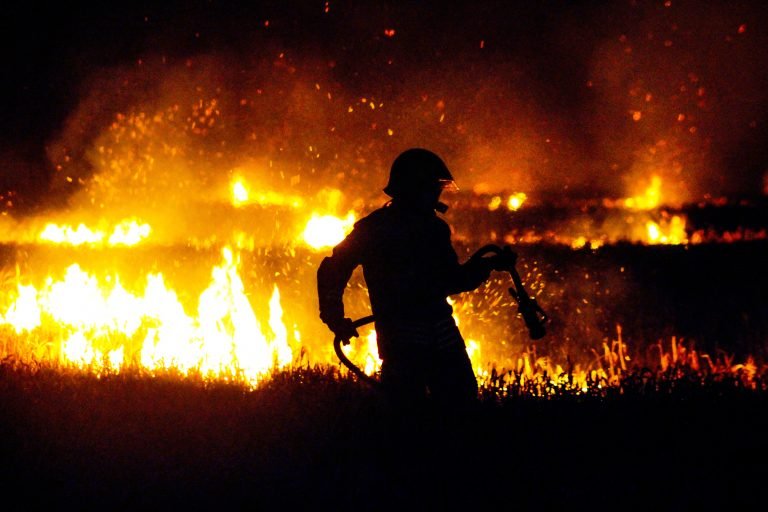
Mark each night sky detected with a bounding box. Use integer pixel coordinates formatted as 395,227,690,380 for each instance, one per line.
2,0,767,211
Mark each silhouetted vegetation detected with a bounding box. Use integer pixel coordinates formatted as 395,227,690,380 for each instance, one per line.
2,360,766,509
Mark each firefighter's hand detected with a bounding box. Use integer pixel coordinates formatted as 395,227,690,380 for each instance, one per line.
493,245,518,270
329,317,359,345
477,245,517,271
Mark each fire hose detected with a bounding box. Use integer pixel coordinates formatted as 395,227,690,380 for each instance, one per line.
332,315,377,386
333,244,548,384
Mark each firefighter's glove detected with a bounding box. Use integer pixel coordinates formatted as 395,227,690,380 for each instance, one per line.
329,317,359,345
471,245,517,271
492,245,518,270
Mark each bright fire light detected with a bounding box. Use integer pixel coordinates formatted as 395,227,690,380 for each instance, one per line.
39,219,152,246
231,179,250,207
228,175,304,208
39,223,102,245
0,247,293,387
646,215,687,245
488,192,527,211
507,192,528,211
302,212,356,250
624,175,662,210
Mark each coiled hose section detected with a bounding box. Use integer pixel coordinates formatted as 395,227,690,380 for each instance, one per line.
333,315,378,386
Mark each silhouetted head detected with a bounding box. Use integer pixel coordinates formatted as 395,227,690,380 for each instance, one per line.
384,148,456,212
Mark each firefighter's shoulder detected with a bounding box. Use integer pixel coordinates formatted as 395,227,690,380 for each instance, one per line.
351,206,392,231
430,213,452,234
343,207,398,247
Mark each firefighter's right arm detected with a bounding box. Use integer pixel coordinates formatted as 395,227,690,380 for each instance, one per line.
317,232,363,342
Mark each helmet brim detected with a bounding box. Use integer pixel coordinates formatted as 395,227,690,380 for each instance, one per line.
438,179,459,192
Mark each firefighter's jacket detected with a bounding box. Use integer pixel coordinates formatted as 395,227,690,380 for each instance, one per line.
317,202,490,358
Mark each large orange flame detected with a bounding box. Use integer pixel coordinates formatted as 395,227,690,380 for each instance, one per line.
1,247,293,387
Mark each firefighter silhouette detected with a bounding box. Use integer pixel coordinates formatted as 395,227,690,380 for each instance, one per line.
317,148,513,409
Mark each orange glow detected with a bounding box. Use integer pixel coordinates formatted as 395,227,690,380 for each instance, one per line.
488,196,502,211
645,215,687,245
488,192,527,212
302,212,356,250
507,192,527,211
231,178,250,207
227,176,303,208
341,328,382,377
624,175,662,210
39,219,152,247
0,248,293,387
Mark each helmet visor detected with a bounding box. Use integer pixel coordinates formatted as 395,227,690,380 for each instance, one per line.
438,178,459,192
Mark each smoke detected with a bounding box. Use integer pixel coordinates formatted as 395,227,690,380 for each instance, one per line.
583,0,768,201
4,0,766,217
39,53,588,217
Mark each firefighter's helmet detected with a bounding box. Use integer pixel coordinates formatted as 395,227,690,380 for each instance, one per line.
383,148,456,198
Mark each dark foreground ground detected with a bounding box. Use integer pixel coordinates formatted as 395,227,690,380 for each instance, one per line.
1,364,766,511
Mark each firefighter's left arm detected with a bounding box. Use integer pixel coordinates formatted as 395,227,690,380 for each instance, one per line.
444,229,518,295
438,223,493,295
446,253,493,295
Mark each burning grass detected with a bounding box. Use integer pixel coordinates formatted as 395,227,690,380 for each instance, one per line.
1,238,766,390
478,336,767,400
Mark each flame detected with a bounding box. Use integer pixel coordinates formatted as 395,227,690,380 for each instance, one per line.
507,192,527,211
362,329,382,376
466,338,482,376
488,192,527,211
0,247,292,387
340,327,382,377
228,175,304,209
2,284,41,333
39,219,151,246
109,219,152,245
302,212,356,250
645,215,687,245
624,175,662,210
231,178,250,207
548,175,691,247
570,236,604,250
39,223,103,245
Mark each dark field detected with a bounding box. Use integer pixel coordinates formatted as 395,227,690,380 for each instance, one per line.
1,363,767,510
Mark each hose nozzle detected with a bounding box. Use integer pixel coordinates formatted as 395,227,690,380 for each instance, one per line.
473,244,549,341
